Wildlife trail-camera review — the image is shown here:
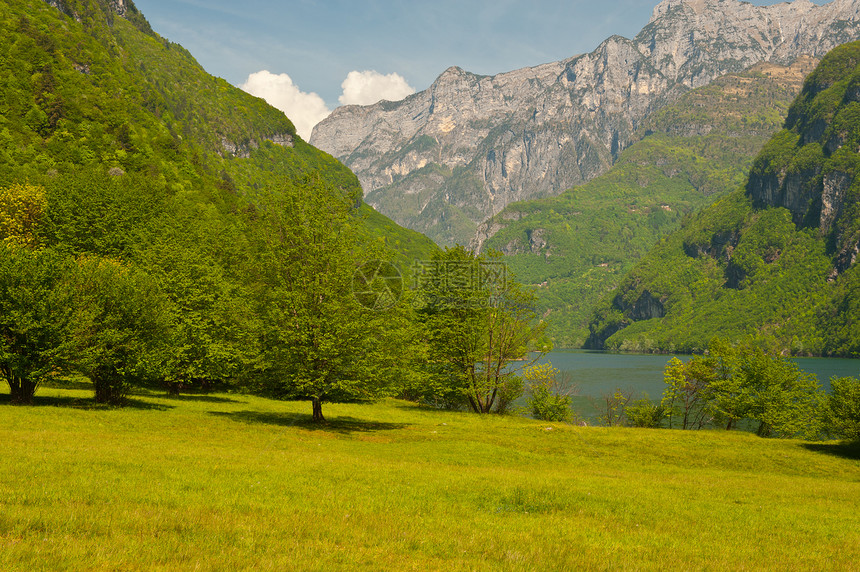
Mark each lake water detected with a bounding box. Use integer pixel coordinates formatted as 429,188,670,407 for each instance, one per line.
526,350,860,420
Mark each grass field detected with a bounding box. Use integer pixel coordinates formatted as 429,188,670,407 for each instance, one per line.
2,385,859,571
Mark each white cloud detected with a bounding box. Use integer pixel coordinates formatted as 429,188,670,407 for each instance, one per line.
339,70,415,106
239,70,331,140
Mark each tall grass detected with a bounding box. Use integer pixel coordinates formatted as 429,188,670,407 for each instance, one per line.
1,385,858,570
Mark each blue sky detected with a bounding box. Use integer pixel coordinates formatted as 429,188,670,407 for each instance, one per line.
132,0,831,138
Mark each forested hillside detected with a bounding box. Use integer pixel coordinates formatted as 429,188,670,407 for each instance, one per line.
474,59,815,346
586,41,860,356
0,0,436,260
0,0,437,408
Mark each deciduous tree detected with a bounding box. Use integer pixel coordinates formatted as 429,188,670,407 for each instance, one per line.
249,175,413,421
72,256,170,404
826,376,860,441
418,246,547,413
0,245,77,404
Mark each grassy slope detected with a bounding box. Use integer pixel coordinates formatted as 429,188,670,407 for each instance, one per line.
481,60,815,347
587,42,860,356
2,386,859,571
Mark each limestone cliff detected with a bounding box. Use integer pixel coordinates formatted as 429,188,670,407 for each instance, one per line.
584,41,860,355
747,40,860,274
311,0,860,245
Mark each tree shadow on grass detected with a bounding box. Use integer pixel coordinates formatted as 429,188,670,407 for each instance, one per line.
0,393,174,411
209,410,410,434
802,441,860,461
41,379,94,391
161,394,243,404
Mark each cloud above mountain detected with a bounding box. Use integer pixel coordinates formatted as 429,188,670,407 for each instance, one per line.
239,70,330,140
240,69,415,140
338,71,415,106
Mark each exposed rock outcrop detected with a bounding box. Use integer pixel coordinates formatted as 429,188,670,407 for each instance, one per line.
311,0,860,245
585,40,860,354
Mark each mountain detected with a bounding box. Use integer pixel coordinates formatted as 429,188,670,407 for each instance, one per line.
0,0,438,396
310,0,860,247
469,58,816,347
0,0,436,263
585,41,860,356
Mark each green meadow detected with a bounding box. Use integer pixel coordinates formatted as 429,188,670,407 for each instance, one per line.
2,385,859,571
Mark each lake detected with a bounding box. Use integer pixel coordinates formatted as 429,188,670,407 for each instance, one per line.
526,350,860,421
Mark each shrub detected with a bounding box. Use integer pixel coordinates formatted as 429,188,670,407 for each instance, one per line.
826,376,860,441
524,363,575,422
595,388,633,427
626,396,666,428
495,375,524,415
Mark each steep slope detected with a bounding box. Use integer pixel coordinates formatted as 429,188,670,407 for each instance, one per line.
0,0,435,262
0,0,438,395
311,0,860,246
585,41,860,356
470,59,815,347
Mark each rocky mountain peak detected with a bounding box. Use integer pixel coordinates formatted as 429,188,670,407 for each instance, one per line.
310,0,860,246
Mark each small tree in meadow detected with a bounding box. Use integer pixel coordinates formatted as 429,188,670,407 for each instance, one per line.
72,257,171,404
524,363,575,422
248,176,414,422
661,357,716,429
418,246,547,414
595,388,633,427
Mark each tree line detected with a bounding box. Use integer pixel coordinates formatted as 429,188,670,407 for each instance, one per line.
0,173,548,421
585,338,860,442
2,172,857,439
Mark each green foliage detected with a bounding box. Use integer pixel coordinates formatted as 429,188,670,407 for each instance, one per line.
0,183,46,247
136,204,255,393
71,256,170,404
588,42,860,356
0,0,438,408
625,396,666,428
0,0,422,263
826,376,860,441
247,176,416,421
524,362,573,422
494,375,525,415
42,168,166,258
358,202,439,272
659,340,826,438
589,189,834,353
599,389,633,427
661,357,716,430
0,245,77,404
416,246,546,413
483,62,809,347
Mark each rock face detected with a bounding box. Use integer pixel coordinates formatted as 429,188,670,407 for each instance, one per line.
746,40,860,274
584,40,860,354
310,0,860,246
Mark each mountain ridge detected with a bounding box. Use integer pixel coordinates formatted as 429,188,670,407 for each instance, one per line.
469,58,816,346
311,0,860,246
